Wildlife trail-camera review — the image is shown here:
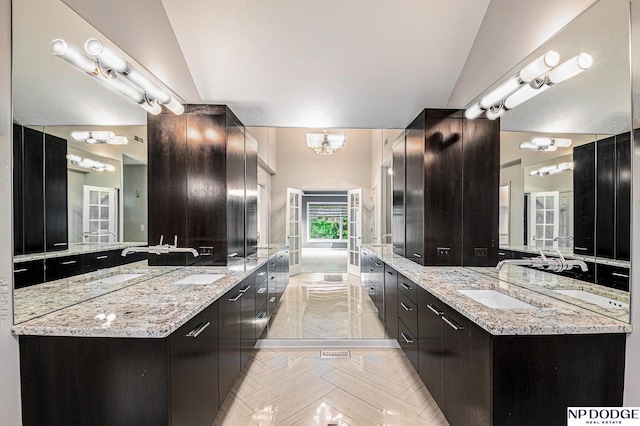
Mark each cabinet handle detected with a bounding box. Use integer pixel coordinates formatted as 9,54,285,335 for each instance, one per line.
498,252,506,256
269,262,276,267
257,312,267,319
574,247,588,251
269,296,276,303
386,271,394,275
186,321,210,338
400,332,414,344
53,242,67,247
400,282,412,291
239,285,251,293
228,252,238,258
96,256,108,260
413,253,422,258
400,302,413,311
270,276,276,280
612,272,629,278
369,269,374,272
442,316,464,331
375,262,382,267
14,268,28,273
426,304,443,316
229,293,243,302
257,272,266,277
257,287,267,294
61,260,77,265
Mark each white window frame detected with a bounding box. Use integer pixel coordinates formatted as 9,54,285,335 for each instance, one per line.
306,201,348,242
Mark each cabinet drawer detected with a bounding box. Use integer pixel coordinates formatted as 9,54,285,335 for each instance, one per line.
596,263,630,291
255,302,269,340
14,260,45,289
397,273,417,302
255,263,268,285
46,255,85,281
256,279,268,308
117,250,147,265
398,291,418,337
398,320,419,372
84,250,117,272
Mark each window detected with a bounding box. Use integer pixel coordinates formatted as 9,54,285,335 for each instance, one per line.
307,203,348,241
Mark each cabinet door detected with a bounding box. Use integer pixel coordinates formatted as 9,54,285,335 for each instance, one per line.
240,276,256,370
245,133,258,257
573,142,595,256
14,260,45,289
417,287,444,410
441,305,491,426
596,136,616,259
46,255,85,281
398,319,419,372
169,302,219,426
44,133,68,252
13,124,24,255
84,250,118,272
405,112,426,264
226,111,245,259
392,135,406,256
218,284,243,406
383,265,398,339
615,132,631,261
22,127,45,254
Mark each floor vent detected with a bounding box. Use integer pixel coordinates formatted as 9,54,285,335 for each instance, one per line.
320,350,350,359
323,274,344,281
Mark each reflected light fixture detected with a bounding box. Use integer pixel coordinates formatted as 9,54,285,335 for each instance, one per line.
306,131,346,155
66,153,116,172
465,51,592,120
519,137,572,151
51,38,184,115
529,161,574,177
71,130,128,145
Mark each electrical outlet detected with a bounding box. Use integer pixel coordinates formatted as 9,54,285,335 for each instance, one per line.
474,247,488,257
437,247,450,256
200,246,214,256
140,224,145,231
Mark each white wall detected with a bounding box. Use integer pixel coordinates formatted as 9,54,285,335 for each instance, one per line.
123,165,148,242
0,0,23,423
270,128,372,244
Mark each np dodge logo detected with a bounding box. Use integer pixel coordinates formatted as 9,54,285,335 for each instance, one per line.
568,408,640,425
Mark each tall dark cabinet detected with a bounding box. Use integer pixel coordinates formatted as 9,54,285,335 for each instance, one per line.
401,109,498,267
13,124,68,256
244,132,258,258
392,133,405,256
572,142,595,256
148,105,257,266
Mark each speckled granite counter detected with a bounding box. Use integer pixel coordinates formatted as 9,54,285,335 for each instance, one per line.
363,245,631,335
14,242,147,263
501,244,630,268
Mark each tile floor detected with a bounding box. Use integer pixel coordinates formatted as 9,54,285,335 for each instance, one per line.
214,348,448,425
301,248,348,273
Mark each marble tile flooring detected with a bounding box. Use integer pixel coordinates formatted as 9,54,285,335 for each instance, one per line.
214,348,449,425
267,273,386,339
301,248,348,273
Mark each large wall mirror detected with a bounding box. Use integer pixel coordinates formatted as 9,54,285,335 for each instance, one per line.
468,0,632,323
12,0,164,323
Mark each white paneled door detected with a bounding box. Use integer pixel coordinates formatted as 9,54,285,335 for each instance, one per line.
286,188,303,276
83,185,117,244
347,188,362,276
528,191,559,249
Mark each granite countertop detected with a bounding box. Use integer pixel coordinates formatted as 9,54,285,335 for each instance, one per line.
363,245,632,335
500,245,630,268
14,242,147,263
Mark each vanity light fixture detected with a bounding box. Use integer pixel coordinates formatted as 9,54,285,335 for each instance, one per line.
529,161,574,177
71,130,128,145
66,153,116,172
465,51,592,120
306,132,346,155
50,38,184,115
519,137,572,151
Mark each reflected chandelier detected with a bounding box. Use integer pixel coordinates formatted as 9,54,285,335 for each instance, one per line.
306,132,346,155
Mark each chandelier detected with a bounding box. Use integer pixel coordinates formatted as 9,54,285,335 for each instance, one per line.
306,132,346,156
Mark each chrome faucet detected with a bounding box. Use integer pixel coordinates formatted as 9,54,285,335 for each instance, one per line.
121,235,199,257
496,249,588,272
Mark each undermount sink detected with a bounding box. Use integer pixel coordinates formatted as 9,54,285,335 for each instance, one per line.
553,289,629,309
457,289,536,309
87,273,146,285
172,274,225,285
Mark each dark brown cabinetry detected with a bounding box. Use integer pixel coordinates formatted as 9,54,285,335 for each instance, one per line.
391,133,405,256
148,105,257,266
383,265,398,339
13,124,68,256
402,109,499,266
218,282,243,406
245,132,258,257
573,142,596,256
13,260,45,289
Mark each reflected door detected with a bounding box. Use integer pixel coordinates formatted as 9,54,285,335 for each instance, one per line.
286,188,302,275
347,188,362,276
83,186,117,244
528,191,559,249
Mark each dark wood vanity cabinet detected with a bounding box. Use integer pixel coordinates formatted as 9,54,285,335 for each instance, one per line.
218,282,244,407
573,142,596,256
148,105,257,266
391,133,405,256
13,124,68,255
402,109,498,266
13,259,45,289
45,255,85,281
383,265,398,339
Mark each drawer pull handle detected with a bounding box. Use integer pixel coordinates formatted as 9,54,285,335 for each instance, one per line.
228,252,238,258
96,256,108,260
400,282,412,291
270,276,276,280
413,253,422,258
257,287,267,294
612,272,629,278
229,293,243,302
442,316,464,331
574,247,588,251
400,302,413,311
14,268,28,273
239,285,251,293
498,252,506,256
369,269,374,272
269,262,276,267
61,260,77,265
375,262,382,267
53,242,67,247
269,296,276,303
386,271,394,275
186,321,210,338
257,272,266,277
426,304,442,316
400,332,414,344
257,312,267,319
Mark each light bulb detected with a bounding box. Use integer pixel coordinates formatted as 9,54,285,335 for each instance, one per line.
163,97,185,115
519,142,537,150
66,154,82,164
504,83,550,109
464,103,484,119
85,38,128,72
139,100,162,115
548,53,593,84
485,107,504,120
51,39,97,74
531,137,552,147
480,78,520,109
519,50,560,82
552,138,572,147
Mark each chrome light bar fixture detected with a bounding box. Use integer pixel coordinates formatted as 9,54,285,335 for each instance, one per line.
306,132,346,155
519,137,572,151
50,38,184,115
71,130,128,145
66,153,115,172
465,51,592,120
529,161,574,177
